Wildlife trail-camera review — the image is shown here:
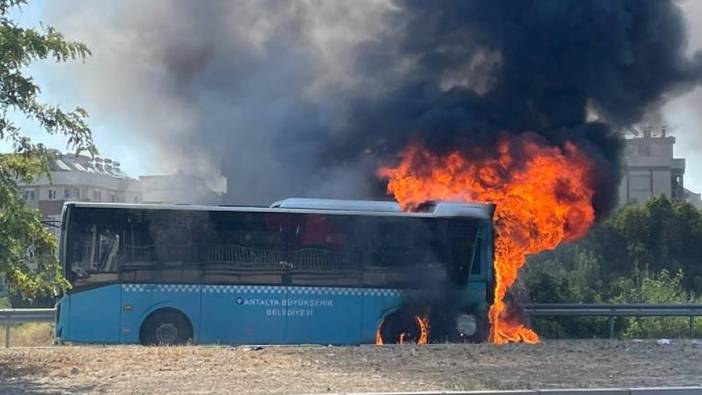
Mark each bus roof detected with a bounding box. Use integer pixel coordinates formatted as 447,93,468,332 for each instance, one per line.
66,198,495,219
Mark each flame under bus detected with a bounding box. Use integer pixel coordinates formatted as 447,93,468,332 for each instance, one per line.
55,198,494,345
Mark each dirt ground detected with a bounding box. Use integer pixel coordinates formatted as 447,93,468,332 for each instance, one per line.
1,340,701,394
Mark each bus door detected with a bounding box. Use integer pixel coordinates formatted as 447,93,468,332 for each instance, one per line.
448,217,488,339
283,213,363,345
468,221,493,310
199,211,289,344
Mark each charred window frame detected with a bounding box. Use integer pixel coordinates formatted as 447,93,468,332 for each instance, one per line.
285,214,452,289
362,216,450,289
471,223,491,277
198,210,288,285
65,207,126,290
120,209,207,284
447,219,480,287
286,213,365,287
63,207,485,291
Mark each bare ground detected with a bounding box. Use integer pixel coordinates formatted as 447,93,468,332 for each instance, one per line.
1,340,701,394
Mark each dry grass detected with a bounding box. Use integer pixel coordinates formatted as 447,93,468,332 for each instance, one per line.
8,323,54,347
1,340,701,394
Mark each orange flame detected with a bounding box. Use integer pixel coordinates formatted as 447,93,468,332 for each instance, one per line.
415,315,429,345
378,134,596,344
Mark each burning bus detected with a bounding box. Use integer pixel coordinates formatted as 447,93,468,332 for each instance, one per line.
54,198,494,345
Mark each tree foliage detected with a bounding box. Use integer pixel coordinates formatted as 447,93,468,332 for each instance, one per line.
523,196,702,338
0,0,94,298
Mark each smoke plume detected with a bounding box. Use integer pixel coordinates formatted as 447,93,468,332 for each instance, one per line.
44,0,702,209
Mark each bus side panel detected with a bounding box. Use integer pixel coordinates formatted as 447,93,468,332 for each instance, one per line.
284,287,362,345
200,285,286,345
67,284,122,343
360,289,404,343
119,283,202,344
54,295,70,342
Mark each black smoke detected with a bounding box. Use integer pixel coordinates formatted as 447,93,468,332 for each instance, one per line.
45,0,702,211
311,0,702,214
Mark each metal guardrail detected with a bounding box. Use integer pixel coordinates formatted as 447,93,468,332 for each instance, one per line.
0,308,55,348
524,304,702,339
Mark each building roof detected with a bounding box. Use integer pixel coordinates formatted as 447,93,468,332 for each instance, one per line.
47,149,132,179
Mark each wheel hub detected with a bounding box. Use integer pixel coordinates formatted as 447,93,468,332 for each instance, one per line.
155,323,178,344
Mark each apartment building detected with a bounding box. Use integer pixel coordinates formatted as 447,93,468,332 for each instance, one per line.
19,150,141,236
618,126,702,209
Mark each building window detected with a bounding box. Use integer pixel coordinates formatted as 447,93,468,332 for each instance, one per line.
93,190,102,202
111,194,118,203
75,188,81,199
23,189,35,201
629,175,651,192
672,174,684,200
64,189,71,199
48,189,57,200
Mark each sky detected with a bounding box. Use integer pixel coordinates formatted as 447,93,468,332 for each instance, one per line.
3,0,702,193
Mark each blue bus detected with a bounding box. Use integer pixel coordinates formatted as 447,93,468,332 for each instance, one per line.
55,198,495,345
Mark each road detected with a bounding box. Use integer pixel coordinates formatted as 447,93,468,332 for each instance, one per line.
1,340,701,394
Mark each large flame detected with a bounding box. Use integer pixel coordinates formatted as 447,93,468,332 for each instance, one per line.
378,134,596,343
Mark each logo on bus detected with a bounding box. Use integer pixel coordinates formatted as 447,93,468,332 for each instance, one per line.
234,296,335,318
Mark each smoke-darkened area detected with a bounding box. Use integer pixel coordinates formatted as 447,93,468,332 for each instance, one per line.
44,0,702,211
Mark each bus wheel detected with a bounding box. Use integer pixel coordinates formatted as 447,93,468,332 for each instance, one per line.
459,311,489,343
377,311,428,345
140,309,193,346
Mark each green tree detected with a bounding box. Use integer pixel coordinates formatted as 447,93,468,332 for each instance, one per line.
596,197,702,291
523,196,702,338
0,0,94,298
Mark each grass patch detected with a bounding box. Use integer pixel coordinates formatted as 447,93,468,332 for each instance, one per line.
9,323,54,347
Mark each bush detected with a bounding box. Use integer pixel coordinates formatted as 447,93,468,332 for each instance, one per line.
612,269,702,338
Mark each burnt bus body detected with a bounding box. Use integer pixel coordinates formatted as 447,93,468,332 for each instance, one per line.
55,198,494,345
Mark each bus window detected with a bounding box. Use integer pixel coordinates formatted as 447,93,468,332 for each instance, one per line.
363,217,449,289
471,237,483,275
287,213,363,287
121,210,205,283
448,219,480,287
66,208,125,288
200,211,287,285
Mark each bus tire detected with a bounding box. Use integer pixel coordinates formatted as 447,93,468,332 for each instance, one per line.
467,311,489,343
378,311,427,344
140,308,193,346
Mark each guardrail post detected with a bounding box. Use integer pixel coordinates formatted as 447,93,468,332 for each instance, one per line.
608,316,615,339
690,316,695,338
4,322,9,348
